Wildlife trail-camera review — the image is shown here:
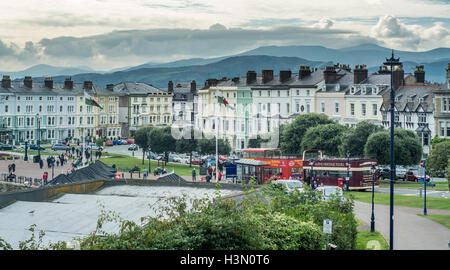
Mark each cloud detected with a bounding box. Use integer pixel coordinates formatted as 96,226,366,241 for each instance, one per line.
313,18,334,29
370,15,449,50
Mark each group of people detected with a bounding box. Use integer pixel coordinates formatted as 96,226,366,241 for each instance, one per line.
153,167,167,176
6,163,16,182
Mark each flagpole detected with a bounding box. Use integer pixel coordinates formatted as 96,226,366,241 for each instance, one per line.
216,101,219,182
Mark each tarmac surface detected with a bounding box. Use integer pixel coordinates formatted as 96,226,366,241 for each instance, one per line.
353,201,450,250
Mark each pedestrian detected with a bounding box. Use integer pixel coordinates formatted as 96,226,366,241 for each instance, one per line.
192,168,196,182
143,168,148,180
11,163,15,172
56,158,60,167
39,158,43,169
218,170,222,182
72,146,75,155
312,180,318,190
43,171,48,184
8,164,11,173
163,168,167,174
208,166,212,176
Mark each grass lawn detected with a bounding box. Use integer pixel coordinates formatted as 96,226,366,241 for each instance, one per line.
100,156,199,176
417,214,450,229
344,191,450,211
379,180,449,191
356,231,389,250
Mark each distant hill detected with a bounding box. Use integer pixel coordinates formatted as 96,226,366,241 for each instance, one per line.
0,64,97,79
7,43,450,85
28,55,329,88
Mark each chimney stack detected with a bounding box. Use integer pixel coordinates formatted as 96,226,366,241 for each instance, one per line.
299,66,312,79
414,65,425,84
246,71,257,84
262,69,273,83
232,77,240,83
44,77,53,89
64,77,73,89
168,81,174,93
279,70,292,82
393,65,404,91
323,66,338,84
446,63,450,89
83,80,93,90
1,75,11,88
24,76,32,88
354,65,368,84
204,78,218,88
106,84,114,91
190,80,196,94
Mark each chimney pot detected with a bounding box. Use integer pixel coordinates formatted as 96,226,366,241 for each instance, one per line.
24,76,32,88
323,66,337,84
44,77,53,89
246,71,257,84
354,64,368,84
64,77,73,89
168,81,174,93
262,69,274,83
106,84,114,91
1,75,11,88
83,80,93,90
299,66,312,79
414,65,425,84
190,80,196,94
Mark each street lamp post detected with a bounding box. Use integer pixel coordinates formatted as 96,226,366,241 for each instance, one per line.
310,159,315,187
370,164,376,233
36,114,41,161
148,147,151,175
24,140,28,161
346,151,350,191
384,50,402,250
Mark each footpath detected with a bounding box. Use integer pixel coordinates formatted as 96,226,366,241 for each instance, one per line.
353,201,450,250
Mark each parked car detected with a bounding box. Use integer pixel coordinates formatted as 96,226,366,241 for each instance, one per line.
105,140,114,146
29,144,45,151
168,153,181,163
51,143,69,151
404,169,430,182
87,144,103,151
377,168,391,180
112,139,121,145
128,144,138,151
272,180,304,192
127,139,135,144
316,186,344,201
0,143,14,150
120,139,128,145
395,166,407,180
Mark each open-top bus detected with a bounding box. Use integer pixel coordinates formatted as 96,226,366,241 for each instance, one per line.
242,148,303,183
302,150,379,190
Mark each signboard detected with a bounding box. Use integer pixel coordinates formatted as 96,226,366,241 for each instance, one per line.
426,183,436,187
323,219,332,234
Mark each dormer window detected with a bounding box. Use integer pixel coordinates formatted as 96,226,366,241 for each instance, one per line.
362,88,366,95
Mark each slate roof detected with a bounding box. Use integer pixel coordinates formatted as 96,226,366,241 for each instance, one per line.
394,84,443,113
161,81,198,102
0,81,98,96
112,82,168,96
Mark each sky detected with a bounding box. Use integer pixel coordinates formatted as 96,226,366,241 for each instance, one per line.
0,0,449,71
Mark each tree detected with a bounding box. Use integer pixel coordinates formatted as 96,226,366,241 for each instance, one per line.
338,121,384,157
248,135,270,148
175,129,199,167
364,129,423,166
280,113,334,154
430,136,450,148
197,137,231,155
148,127,176,166
300,123,348,157
135,127,154,165
427,141,450,176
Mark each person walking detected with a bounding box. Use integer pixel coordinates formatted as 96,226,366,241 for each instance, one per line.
11,163,15,172
143,168,148,180
192,168,196,182
39,158,43,169
42,172,48,184
218,170,222,182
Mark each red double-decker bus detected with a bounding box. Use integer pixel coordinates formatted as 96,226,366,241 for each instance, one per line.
302,150,379,190
242,148,303,183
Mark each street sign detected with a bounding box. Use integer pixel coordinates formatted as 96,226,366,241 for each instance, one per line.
426,183,436,187
323,219,332,234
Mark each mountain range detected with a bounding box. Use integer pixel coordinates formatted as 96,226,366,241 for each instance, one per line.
4,43,449,87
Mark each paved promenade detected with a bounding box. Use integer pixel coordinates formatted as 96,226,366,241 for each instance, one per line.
353,201,450,250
